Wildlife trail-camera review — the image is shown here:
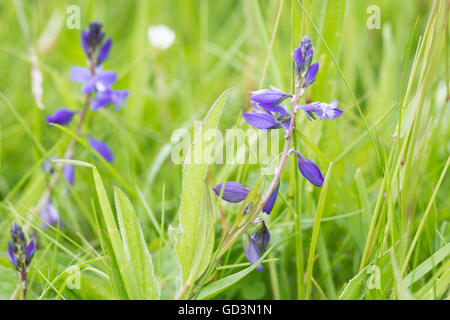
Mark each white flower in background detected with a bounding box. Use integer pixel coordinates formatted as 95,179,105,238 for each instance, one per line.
147,25,175,50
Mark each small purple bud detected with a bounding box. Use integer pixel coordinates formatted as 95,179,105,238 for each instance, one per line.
212,182,250,203
63,164,75,186
25,239,36,266
40,203,63,229
245,236,263,272
262,183,280,214
46,108,75,126
293,151,324,187
88,136,115,162
252,220,271,252
303,62,319,88
97,38,112,65
7,242,18,270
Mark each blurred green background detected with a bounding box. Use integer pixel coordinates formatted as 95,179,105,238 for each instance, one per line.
0,0,448,300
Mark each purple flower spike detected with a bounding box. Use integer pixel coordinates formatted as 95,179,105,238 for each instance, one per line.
88,136,115,162
46,108,75,126
292,151,324,187
245,236,263,271
250,87,292,107
303,62,319,88
25,239,36,265
41,203,63,229
293,34,313,75
212,181,250,203
63,164,75,186
262,182,280,214
8,222,35,272
97,38,112,66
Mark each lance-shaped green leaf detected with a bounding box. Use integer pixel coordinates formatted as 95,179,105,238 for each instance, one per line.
114,187,160,299
177,89,231,287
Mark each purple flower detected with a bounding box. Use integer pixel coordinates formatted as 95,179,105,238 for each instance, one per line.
88,136,115,162
25,239,36,266
69,67,117,94
297,100,343,120
97,38,112,66
81,22,106,61
212,182,250,203
292,150,324,187
91,88,129,111
41,203,63,229
303,62,319,88
7,222,35,272
63,164,75,186
250,87,292,108
293,34,313,76
245,236,263,271
7,241,18,269
262,182,280,214
243,103,291,130
46,108,75,126
244,219,271,272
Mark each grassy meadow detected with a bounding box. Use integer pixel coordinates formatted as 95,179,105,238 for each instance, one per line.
0,0,449,300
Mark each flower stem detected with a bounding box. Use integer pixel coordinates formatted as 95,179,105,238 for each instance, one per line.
34,63,94,214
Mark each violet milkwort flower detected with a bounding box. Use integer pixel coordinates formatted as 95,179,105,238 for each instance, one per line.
212,181,280,215
250,87,292,108
212,182,250,203
63,163,75,186
297,100,343,120
46,108,75,126
245,219,270,271
7,222,35,298
71,22,129,111
291,150,324,187
88,136,115,163
40,203,64,229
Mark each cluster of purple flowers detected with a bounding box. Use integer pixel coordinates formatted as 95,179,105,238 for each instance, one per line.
213,35,343,271
7,222,35,297
42,22,128,229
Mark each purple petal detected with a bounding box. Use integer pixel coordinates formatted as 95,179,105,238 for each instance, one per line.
81,30,90,57
46,108,75,126
25,239,36,265
63,164,75,186
91,92,112,110
262,182,280,214
94,71,117,91
250,88,292,107
245,237,263,271
69,66,91,83
110,89,129,110
303,62,319,88
7,242,17,269
293,151,324,187
260,104,290,117
252,221,271,252
88,136,115,162
212,182,250,203
243,109,281,130
97,38,112,65
41,203,63,229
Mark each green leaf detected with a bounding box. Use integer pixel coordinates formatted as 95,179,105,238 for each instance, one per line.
114,187,160,299
404,243,450,287
197,245,273,300
92,167,140,300
177,89,231,287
